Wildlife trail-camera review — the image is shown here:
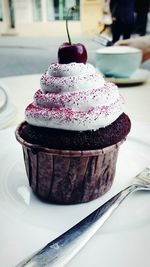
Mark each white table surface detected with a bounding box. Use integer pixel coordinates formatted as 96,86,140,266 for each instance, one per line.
0,74,150,267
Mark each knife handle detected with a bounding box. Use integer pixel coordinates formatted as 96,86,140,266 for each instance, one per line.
16,184,137,267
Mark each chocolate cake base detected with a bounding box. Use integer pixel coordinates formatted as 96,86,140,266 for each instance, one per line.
15,113,131,204
16,123,123,204
20,113,131,150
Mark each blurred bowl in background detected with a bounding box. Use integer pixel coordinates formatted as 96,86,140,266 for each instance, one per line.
95,46,142,78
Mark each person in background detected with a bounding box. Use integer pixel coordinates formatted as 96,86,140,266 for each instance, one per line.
109,0,135,43
114,35,150,62
135,0,150,36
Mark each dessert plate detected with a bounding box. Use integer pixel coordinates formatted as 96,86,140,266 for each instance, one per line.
0,101,16,129
0,83,17,130
105,68,150,86
0,86,7,111
0,122,150,267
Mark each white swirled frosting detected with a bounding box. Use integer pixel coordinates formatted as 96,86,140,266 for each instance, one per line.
25,62,124,131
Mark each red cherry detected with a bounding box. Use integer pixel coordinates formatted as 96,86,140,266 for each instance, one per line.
58,6,87,64
58,42,87,64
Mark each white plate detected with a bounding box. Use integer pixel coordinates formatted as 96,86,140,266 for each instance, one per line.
0,86,7,111
0,82,17,130
0,122,150,267
105,68,150,86
0,101,16,130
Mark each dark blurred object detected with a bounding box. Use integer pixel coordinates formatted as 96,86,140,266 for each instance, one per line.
93,23,112,47
135,0,150,36
110,0,135,43
93,33,112,47
106,40,113,46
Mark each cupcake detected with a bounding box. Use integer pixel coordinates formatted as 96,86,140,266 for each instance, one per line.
15,33,131,204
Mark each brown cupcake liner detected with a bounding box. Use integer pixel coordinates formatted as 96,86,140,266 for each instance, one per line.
15,122,124,204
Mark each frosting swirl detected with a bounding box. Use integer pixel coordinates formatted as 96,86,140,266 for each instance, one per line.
25,62,124,131
40,63,104,93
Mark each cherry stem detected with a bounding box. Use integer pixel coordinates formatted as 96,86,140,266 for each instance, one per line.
66,6,76,45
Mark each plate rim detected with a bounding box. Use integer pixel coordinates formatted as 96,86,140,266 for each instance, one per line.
105,68,150,85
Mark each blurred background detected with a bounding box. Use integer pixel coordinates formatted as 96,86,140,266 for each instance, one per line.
0,0,150,77
1,0,108,36
0,0,150,37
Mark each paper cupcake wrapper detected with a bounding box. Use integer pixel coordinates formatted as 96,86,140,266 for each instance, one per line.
15,122,124,204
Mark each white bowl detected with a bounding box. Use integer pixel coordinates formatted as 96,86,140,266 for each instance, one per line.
96,46,142,78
